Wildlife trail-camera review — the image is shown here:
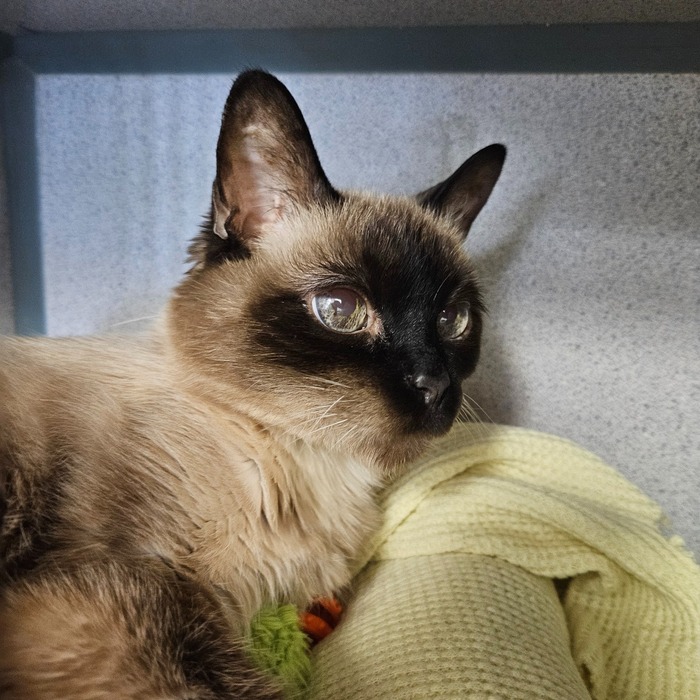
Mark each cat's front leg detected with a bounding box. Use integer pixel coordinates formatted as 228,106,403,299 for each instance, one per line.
0,555,283,700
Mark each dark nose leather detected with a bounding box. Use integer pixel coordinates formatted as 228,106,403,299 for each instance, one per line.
412,371,451,407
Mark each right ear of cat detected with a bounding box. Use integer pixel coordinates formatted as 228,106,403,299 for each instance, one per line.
212,70,340,247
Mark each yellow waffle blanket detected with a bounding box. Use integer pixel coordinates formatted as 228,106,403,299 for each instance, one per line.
307,424,700,699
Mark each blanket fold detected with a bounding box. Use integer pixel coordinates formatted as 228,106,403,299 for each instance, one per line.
307,424,700,699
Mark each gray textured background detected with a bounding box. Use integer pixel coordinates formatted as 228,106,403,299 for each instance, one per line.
1,0,699,32
2,71,696,554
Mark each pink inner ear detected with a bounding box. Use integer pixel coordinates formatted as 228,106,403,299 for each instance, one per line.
233,134,287,241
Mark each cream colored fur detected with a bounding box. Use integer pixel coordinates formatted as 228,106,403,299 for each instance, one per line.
0,328,383,622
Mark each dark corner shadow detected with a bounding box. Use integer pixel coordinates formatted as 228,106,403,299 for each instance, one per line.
462,187,550,428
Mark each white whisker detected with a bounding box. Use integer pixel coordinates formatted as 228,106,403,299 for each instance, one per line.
432,275,451,302
305,377,351,389
109,315,157,329
462,392,495,425
305,418,349,437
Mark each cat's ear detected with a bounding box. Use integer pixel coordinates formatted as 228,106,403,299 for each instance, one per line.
211,70,339,247
417,144,506,239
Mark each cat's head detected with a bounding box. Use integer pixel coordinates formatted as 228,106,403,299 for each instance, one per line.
170,70,505,471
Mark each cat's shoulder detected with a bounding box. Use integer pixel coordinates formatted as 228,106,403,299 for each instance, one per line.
0,332,175,436
0,332,166,381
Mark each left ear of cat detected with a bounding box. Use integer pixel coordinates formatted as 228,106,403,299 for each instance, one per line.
416,143,506,240
211,70,340,249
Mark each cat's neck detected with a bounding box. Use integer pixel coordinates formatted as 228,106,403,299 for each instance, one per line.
171,405,383,612
154,317,385,605
203,405,384,530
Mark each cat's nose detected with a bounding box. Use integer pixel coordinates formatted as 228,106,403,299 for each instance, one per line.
412,371,451,407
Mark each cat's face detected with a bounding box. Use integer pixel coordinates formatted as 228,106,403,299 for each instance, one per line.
169,71,504,470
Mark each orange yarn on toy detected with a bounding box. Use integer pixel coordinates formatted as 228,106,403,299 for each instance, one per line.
299,597,343,646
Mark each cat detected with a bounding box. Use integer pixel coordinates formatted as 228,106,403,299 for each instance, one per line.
0,70,505,699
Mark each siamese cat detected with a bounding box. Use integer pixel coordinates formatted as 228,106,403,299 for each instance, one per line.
0,71,505,698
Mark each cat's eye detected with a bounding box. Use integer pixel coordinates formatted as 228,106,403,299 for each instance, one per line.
437,303,471,340
311,288,369,334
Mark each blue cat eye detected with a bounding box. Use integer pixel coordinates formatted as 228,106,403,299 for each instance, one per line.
437,303,471,340
311,288,369,334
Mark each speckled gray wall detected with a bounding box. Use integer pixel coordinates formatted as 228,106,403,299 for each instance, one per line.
20,73,700,555
7,0,700,31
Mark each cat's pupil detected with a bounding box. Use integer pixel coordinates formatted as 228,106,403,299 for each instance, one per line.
438,303,470,339
330,289,356,317
440,308,457,324
311,288,368,333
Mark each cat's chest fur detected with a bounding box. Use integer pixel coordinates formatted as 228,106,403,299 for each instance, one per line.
172,415,382,616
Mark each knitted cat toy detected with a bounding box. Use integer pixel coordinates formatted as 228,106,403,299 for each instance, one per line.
248,598,342,697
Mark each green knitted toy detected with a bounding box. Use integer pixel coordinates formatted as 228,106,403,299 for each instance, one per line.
247,604,312,698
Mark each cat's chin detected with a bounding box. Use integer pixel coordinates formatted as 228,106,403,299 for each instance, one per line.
293,406,459,476
363,428,445,476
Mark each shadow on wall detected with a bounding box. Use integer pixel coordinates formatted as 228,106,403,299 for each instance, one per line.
464,186,550,428
0,143,14,335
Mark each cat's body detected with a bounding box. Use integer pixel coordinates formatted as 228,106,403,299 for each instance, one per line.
0,72,504,698
0,332,378,609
